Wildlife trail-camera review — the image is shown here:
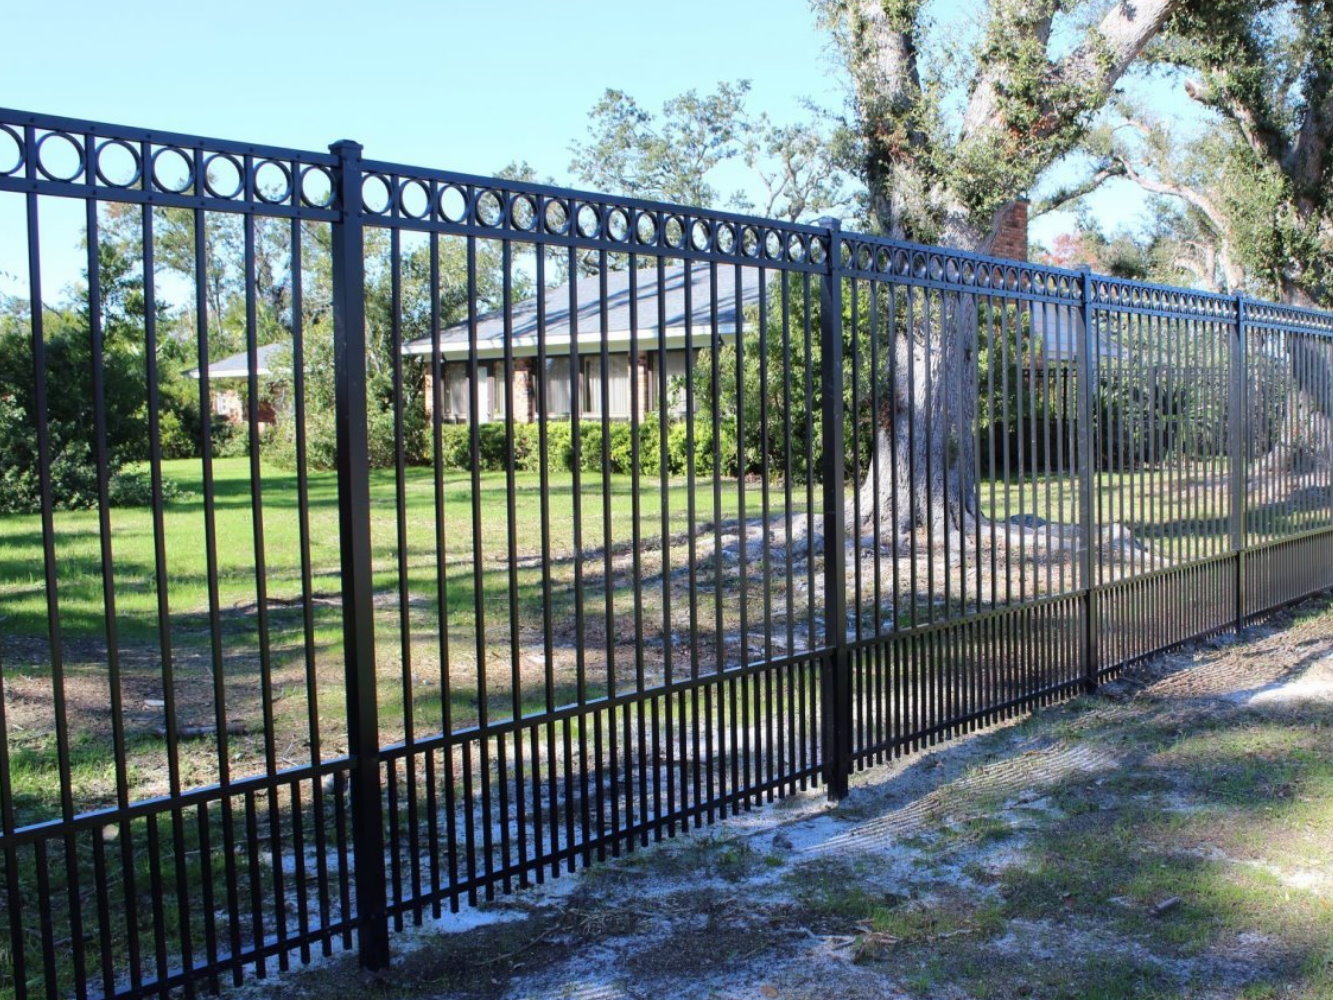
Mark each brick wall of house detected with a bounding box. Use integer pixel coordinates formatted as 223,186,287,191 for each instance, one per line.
992,198,1029,262
634,353,652,419
512,358,535,422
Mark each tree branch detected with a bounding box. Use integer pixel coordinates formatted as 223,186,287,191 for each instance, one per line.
1171,240,1222,293
1182,76,1288,167
843,0,926,127
1289,64,1333,209
1114,155,1227,235
963,0,1183,144
1031,162,1125,217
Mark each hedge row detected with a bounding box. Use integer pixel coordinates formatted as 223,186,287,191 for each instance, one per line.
433,416,742,477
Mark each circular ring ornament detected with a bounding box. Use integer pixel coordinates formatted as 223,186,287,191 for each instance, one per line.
856,245,873,271
299,165,334,208
663,216,684,249
150,146,194,194
787,234,806,262
36,131,85,183
0,125,23,176
689,219,710,251
254,159,293,204
202,153,244,199
765,230,783,260
575,203,600,238
94,139,141,188
440,185,468,223
740,226,759,257
477,190,504,227
361,174,393,214
715,223,736,254
808,237,827,265
511,194,537,231
607,208,630,242
634,212,657,245
399,179,431,219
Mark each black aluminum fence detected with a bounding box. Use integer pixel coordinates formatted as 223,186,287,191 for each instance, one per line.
1,108,1332,999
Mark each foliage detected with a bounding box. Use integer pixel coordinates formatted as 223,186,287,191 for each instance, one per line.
0,232,200,513
257,227,520,472
570,82,754,210
431,419,661,476
569,81,851,224
1053,1,1333,306
686,275,891,485
816,0,1180,248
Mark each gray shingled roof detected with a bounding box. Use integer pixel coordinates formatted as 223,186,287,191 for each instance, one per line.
402,263,765,360
185,341,286,380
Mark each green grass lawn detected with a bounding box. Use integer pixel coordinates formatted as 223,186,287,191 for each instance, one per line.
0,457,804,821
0,457,764,642
0,453,1327,824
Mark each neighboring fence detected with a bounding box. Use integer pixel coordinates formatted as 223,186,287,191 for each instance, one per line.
1,108,1332,999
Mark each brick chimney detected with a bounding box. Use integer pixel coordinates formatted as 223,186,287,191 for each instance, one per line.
992,197,1029,262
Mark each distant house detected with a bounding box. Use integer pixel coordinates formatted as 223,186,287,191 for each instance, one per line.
185,342,284,432
401,263,764,423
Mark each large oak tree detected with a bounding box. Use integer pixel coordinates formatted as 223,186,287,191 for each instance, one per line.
819,0,1184,539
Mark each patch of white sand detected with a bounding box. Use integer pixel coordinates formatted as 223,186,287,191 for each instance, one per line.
1246,656,1333,705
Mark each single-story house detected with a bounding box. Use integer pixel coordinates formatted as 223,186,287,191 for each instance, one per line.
401,263,764,423
185,341,283,430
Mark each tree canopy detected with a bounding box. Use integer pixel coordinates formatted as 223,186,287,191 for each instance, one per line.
1041,1,1333,306
817,0,1183,250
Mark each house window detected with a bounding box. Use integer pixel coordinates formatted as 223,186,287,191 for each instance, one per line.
582,354,630,418
442,362,491,422
662,349,690,416
543,357,572,417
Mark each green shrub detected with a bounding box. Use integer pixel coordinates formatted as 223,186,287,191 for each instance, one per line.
426,418,670,475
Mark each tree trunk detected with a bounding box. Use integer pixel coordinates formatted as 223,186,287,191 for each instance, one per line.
856,286,980,545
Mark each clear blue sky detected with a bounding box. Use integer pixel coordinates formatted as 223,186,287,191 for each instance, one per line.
2,0,1196,273
1,0,848,182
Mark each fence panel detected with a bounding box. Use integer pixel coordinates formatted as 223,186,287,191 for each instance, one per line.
350,160,833,918
3,108,1333,999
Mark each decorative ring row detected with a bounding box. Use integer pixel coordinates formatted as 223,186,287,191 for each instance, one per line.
359,173,828,263
0,126,335,209
838,238,1081,299
1245,301,1333,332
1091,278,1234,318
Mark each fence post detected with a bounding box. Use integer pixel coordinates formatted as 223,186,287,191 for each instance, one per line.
817,218,851,801
329,139,390,970
1077,268,1098,692
1230,294,1247,632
